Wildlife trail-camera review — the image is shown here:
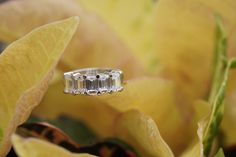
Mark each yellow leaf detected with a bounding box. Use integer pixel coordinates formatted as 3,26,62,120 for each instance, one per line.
98,78,191,154
181,118,220,157
33,84,176,156
192,100,211,129
0,0,79,42
77,0,158,71
155,0,216,108
180,101,210,157
155,1,236,148
155,0,236,148
180,143,201,157
115,110,174,157
221,98,236,146
155,0,236,107
0,128,2,141
33,77,187,154
0,0,144,79
0,17,79,156
12,134,96,157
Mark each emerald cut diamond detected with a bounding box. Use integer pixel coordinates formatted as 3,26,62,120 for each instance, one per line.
85,75,98,95
98,74,109,93
64,72,74,93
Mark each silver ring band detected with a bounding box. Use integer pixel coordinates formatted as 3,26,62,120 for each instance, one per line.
64,68,124,95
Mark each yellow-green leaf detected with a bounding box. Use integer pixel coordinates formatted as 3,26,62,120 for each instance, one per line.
203,58,236,155
12,134,96,157
0,17,79,156
214,148,225,157
203,15,233,155
208,14,227,104
115,110,174,157
181,15,236,157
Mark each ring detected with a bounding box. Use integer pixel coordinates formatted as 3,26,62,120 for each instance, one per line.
63,68,124,95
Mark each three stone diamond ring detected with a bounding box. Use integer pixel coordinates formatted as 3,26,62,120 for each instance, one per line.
63,68,124,96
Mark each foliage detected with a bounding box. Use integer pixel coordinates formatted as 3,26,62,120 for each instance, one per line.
0,0,236,157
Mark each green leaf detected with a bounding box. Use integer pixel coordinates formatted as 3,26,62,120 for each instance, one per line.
214,148,225,157
230,58,236,68
208,14,227,104
181,15,236,157
203,15,236,156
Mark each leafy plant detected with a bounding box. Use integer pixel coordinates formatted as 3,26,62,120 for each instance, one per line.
0,0,236,157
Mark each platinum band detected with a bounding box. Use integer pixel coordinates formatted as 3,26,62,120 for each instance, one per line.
64,68,124,95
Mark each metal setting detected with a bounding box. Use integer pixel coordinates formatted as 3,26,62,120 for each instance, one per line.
64,68,123,96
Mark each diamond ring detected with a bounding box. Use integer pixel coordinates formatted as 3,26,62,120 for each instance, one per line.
63,68,124,95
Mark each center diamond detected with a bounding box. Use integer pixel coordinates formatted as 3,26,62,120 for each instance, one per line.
98,74,109,93
84,75,98,95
